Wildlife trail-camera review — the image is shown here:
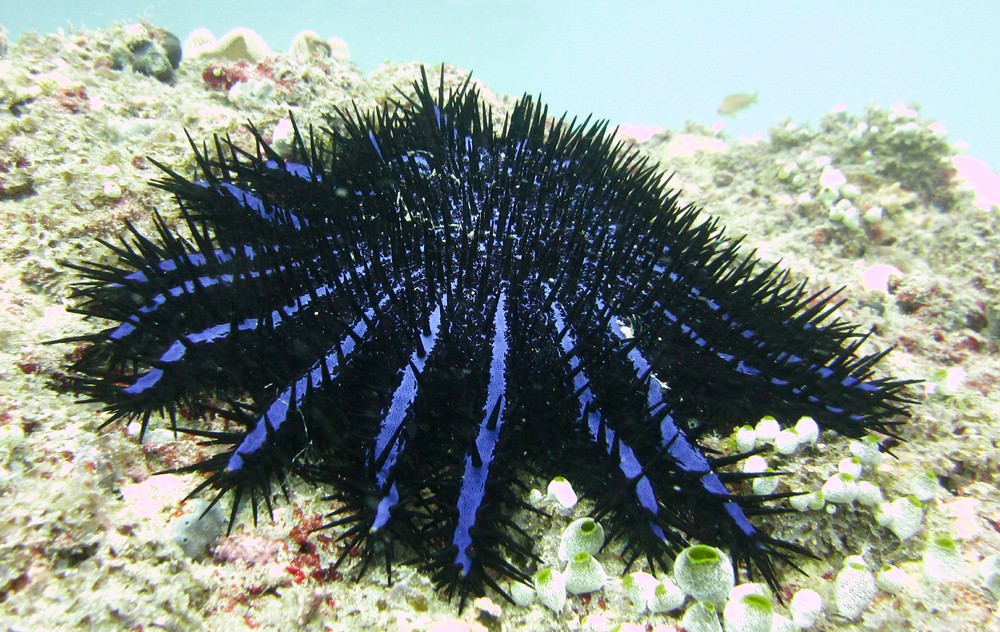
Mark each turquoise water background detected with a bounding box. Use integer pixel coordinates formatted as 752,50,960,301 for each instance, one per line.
5,1,999,171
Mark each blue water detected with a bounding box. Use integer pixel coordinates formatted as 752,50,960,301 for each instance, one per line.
4,1,999,170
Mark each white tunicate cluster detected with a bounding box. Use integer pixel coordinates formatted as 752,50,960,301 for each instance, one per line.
848,436,883,468
776,160,802,185
863,206,885,223
837,457,864,479
533,568,567,612
855,480,884,506
622,571,659,612
789,490,825,513
922,535,965,583
789,492,812,512
754,417,781,444
742,454,778,495
794,416,820,445
674,545,735,607
101,180,123,199
829,199,861,229
875,564,909,594
821,472,858,505
742,455,768,474
789,588,823,628
682,601,723,632
622,571,685,614
270,117,296,156
735,425,757,453
819,164,847,192
927,366,966,398
509,580,535,607
722,585,773,632
816,161,861,228
558,517,605,562
752,472,779,496
649,577,686,614
733,415,819,459
124,421,173,445
876,496,924,541
785,431,886,520
546,476,578,510
773,428,801,455
834,555,876,620
563,552,607,595
808,491,826,510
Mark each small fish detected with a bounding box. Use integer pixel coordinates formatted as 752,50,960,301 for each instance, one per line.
717,91,758,116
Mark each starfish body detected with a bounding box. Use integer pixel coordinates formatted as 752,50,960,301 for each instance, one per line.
61,69,911,604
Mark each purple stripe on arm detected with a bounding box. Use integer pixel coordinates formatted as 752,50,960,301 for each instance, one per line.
550,298,667,543
608,317,666,414
369,132,384,161
613,314,761,541
118,269,362,396
226,304,377,472
452,290,509,575
651,262,875,403
108,253,318,343
119,246,251,285
370,300,445,531
263,159,321,182
218,182,306,230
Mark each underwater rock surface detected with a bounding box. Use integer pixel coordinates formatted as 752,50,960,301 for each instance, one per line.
0,22,997,632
